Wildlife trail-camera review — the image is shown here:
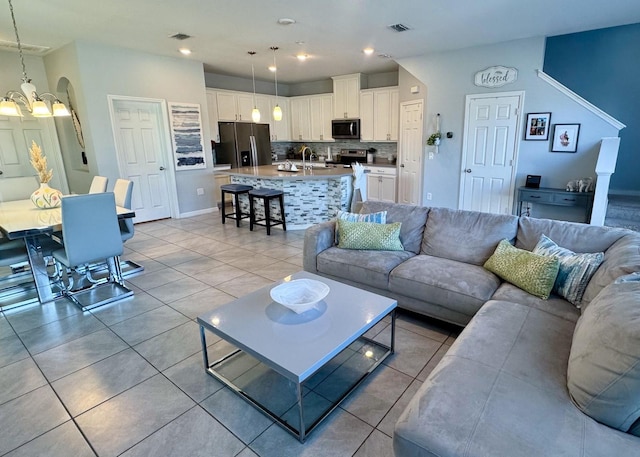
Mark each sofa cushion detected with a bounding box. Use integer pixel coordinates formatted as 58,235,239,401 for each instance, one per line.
421,207,518,265
582,232,640,307
567,281,640,434
516,216,625,252
533,234,604,307
389,255,500,318
317,247,414,289
484,240,559,299
394,300,640,457
361,201,429,254
336,220,403,251
337,209,386,223
491,283,580,323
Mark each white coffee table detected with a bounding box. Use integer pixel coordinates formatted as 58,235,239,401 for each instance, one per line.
197,271,397,442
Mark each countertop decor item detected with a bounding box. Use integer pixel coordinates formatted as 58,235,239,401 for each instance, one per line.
270,278,330,314
29,140,62,208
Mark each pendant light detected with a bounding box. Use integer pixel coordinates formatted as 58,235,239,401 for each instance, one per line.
270,46,283,121
248,51,261,123
0,0,70,118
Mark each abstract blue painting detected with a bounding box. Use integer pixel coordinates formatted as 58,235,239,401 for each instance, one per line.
168,102,206,170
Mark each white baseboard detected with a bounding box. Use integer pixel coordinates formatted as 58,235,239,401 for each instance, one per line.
178,207,218,219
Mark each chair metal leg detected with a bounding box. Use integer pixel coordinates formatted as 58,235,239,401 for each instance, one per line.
265,197,271,235
234,193,242,227
279,194,287,231
221,190,227,224
249,194,255,231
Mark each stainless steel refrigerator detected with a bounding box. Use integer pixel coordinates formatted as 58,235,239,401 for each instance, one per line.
216,122,272,167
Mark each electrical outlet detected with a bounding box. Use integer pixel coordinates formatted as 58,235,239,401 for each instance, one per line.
196,188,204,196
426,192,432,200
428,152,434,160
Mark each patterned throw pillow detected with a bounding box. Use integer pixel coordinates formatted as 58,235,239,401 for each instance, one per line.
336,220,404,251
533,235,604,307
335,210,387,243
484,239,560,299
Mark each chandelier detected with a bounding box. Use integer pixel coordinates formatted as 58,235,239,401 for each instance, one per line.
0,0,70,118
270,46,282,121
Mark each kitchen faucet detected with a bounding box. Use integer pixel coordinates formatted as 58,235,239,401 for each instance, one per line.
300,146,312,170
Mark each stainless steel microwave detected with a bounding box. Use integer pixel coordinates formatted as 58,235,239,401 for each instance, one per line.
331,119,360,139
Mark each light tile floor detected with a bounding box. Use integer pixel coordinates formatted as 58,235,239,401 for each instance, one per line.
0,213,460,457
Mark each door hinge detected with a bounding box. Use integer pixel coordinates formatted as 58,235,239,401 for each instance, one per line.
514,108,518,116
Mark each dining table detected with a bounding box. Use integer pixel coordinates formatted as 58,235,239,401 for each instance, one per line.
0,198,135,305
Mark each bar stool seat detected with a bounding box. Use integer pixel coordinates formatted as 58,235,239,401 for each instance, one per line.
248,188,286,236
221,184,253,227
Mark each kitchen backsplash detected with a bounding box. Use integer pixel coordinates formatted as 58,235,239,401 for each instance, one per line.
272,141,397,161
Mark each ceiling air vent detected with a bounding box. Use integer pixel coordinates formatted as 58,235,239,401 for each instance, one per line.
0,40,50,55
169,33,191,41
388,23,411,33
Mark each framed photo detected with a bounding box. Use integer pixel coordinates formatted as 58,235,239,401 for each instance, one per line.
168,102,206,170
524,112,551,140
551,123,581,153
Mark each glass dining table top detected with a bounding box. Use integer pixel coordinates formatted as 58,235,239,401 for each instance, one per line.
0,198,134,239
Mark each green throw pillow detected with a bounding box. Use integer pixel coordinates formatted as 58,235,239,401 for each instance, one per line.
533,234,604,307
484,239,559,299
336,220,404,251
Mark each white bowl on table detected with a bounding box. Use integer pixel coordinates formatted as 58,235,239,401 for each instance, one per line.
270,279,330,314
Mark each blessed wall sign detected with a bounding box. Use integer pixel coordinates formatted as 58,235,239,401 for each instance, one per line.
474,66,518,88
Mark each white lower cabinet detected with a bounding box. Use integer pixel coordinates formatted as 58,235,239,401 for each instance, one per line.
365,166,397,202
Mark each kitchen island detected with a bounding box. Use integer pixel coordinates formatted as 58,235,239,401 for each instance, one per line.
219,165,354,229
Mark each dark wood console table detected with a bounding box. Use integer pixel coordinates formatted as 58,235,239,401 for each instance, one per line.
517,187,594,223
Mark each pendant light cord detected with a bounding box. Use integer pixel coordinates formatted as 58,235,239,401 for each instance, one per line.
8,0,29,83
271,47,279,100
249,51,257,107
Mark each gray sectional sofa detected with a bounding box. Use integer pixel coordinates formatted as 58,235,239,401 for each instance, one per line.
303,201,640,456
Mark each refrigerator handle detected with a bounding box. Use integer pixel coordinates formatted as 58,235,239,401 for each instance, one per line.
249,135,258,166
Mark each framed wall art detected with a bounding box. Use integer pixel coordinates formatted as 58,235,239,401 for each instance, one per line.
168,102,206,170
551,123,581,153
524,112,551,140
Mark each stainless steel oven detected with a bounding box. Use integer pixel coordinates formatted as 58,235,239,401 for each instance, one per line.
339,149,367,166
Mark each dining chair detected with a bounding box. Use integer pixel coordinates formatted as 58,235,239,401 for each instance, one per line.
0,176,39,201
88,175,108,193
52,192,133,310
113,178,143,274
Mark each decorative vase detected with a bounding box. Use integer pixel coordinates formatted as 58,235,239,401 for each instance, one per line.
30,183,62,209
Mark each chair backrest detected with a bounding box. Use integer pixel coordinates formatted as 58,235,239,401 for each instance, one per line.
88,176,108,194
0,176,39,202
60,192,123,266
113,178,133,209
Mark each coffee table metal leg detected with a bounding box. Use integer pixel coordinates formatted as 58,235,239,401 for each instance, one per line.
297,382,306,443
391,310,396,354
199,325,210,369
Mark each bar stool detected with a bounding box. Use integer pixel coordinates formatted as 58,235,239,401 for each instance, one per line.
248,188,286,235
220,184,253,227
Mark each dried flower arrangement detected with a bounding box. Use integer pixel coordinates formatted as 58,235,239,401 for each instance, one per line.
29,140,53,184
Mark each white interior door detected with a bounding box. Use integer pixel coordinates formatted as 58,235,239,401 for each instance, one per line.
398,100,424,205
110,98,173,222
460,92,523,214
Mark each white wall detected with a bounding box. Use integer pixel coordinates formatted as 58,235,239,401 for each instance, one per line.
44,41,215,215
397,37,619,221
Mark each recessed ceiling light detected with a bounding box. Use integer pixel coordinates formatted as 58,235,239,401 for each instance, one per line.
295,41,305,45
296,54,308,61
268,64,277,72
278,18,296,25
363,47,374,55
179,48,192,55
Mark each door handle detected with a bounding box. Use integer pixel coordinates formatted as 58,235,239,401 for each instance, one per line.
159,166,166,171
400,164,405,168
0,170,3,175
465,168,472,173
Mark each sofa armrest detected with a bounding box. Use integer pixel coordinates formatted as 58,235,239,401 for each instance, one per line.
303,221,336,273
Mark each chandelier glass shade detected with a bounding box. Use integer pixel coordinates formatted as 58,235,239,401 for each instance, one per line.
1,0,70,118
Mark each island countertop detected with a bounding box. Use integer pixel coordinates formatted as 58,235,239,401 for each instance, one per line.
220,165,353,180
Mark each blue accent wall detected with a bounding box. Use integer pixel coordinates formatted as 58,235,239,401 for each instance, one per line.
544,23,640,192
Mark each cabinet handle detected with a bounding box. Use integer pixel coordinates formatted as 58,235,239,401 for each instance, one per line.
563,198,576,202
530,195,541,199
320,134,323,140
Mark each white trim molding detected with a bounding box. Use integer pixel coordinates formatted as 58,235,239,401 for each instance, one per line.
536,70,626,131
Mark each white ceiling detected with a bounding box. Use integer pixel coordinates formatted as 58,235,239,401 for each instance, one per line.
2,0,639,85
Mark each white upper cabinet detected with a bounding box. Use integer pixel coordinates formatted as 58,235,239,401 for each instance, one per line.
332,74,364,119
215,90,255,122
290,96,311,142
360,87,399,142
206,89,220,142
309,94,333,142
269,97,291,142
